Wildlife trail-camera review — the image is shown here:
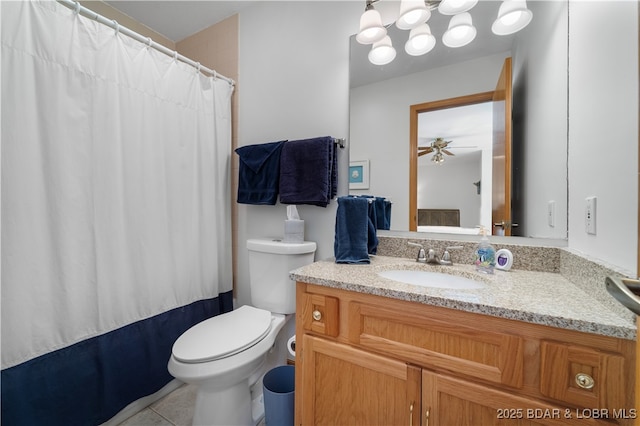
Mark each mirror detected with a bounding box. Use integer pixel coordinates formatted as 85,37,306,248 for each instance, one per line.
349,0,568,239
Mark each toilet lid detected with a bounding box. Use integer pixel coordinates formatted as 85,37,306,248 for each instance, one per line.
172,305,272,363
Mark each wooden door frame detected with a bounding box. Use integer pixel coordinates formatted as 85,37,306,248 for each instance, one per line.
409,92,495,231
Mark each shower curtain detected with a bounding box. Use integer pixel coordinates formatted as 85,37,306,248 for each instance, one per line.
1,1,234,424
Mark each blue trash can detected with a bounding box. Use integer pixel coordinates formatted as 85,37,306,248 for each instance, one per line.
263,365,295,426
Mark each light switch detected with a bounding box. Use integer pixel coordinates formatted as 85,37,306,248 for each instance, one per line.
585,196,596,235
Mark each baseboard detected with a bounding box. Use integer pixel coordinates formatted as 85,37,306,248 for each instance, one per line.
100,379,185,426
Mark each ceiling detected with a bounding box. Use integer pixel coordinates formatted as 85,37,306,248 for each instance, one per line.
103,1,258,42
418,101,493,165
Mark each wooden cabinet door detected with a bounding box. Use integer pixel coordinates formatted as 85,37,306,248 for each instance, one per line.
299,334,422,426
422,370,612,426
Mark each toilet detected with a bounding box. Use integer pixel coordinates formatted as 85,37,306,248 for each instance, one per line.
168,238,316,426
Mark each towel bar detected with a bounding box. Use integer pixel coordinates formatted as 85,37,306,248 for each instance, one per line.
333,138,346,149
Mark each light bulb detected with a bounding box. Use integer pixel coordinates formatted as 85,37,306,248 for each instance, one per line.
405,24,436,56
356,8,387,44
438,0,478,15
368,36,396,65
500,10,522,26
442,13,476,48
396,0,431,30
492,0,533,35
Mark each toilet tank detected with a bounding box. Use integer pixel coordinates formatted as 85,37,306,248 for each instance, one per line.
247,238,317,314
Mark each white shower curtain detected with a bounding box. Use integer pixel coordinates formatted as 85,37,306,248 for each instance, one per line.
1,1,233,423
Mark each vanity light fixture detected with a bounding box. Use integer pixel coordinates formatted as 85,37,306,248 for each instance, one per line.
442,12,476,48
356,0,532,65
438,0,478,15
405,24,436,56
491,0,533,35
356,0,387,44
396,0,431,30
369,35,397,65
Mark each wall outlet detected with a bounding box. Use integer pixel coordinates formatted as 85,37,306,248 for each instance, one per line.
585,196,597,235
547,200,555,227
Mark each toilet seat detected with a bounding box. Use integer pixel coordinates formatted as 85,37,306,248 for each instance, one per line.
171,305,272,363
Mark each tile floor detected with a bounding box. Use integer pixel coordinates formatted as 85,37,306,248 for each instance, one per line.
119,383,197,426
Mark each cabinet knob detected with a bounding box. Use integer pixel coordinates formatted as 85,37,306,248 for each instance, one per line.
575,373,595,389
312,310,322,321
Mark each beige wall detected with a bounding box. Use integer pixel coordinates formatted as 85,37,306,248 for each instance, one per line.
177,16,240,294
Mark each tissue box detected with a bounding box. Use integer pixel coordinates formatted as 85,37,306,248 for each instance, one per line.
284,219,304,243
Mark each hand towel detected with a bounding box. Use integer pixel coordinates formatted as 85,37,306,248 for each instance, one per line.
279,136,335,207
235,140,286,205
334,196,377,264
374,197,392,230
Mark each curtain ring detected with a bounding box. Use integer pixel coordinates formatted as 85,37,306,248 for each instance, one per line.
213,70,218,79
196,62,201,73
173,51,178,62
112,20,119,36
146,37,152,48
74,1,81,15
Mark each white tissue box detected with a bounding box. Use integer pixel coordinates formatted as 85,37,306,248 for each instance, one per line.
284,219,304,243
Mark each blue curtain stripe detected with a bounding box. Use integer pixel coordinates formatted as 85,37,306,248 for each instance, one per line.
1,292,233,426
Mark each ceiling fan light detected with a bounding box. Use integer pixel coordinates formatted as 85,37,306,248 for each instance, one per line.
368,36,396,65
442,13,476,48
432,152,445,164
492,0,533,35
396,0,431,30
405,24,436,56
438,0,478,15
356,8,387,44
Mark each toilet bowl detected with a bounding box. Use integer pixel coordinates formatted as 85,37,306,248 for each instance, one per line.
168,238,316,426
168,306,287,425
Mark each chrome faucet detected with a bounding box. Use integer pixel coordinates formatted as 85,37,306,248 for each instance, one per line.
407,242,463,265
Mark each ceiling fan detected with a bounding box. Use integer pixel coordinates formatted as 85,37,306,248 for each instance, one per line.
418,137,477,164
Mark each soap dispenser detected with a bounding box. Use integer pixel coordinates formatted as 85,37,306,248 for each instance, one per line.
474,226,496,274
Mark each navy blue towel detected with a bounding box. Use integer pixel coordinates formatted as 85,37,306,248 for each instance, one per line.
357,195,392,231
334,197,378,264
235,141,286,205
375,197,392,230
279,136,336,207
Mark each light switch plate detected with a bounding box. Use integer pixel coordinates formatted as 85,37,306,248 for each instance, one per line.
585,196,597,235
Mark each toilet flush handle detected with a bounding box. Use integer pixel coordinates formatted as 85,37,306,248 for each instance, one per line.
312,310,322,321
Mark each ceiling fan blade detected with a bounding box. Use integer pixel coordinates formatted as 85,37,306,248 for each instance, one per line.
443,149,455,156
418,147,434,154
418,150,431,157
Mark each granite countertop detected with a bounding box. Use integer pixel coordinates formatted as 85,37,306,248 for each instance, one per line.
290,255,636,341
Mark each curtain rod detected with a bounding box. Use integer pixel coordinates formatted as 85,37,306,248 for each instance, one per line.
56,0,235,87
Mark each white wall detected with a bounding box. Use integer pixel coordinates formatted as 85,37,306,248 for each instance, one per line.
349,52,509,230
511,0,568,239
419,153,482,228
567,1,638,275
235,1,360,306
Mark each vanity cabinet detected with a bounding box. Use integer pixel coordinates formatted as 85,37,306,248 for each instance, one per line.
295,282,636,426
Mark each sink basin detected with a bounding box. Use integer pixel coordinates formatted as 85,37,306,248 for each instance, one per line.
377,270,485,290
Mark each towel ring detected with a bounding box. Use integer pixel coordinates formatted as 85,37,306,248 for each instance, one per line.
146,37,152,48
112,20,119,36
74,1,81,15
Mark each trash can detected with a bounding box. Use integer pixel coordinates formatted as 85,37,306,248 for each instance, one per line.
263,365,295,426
